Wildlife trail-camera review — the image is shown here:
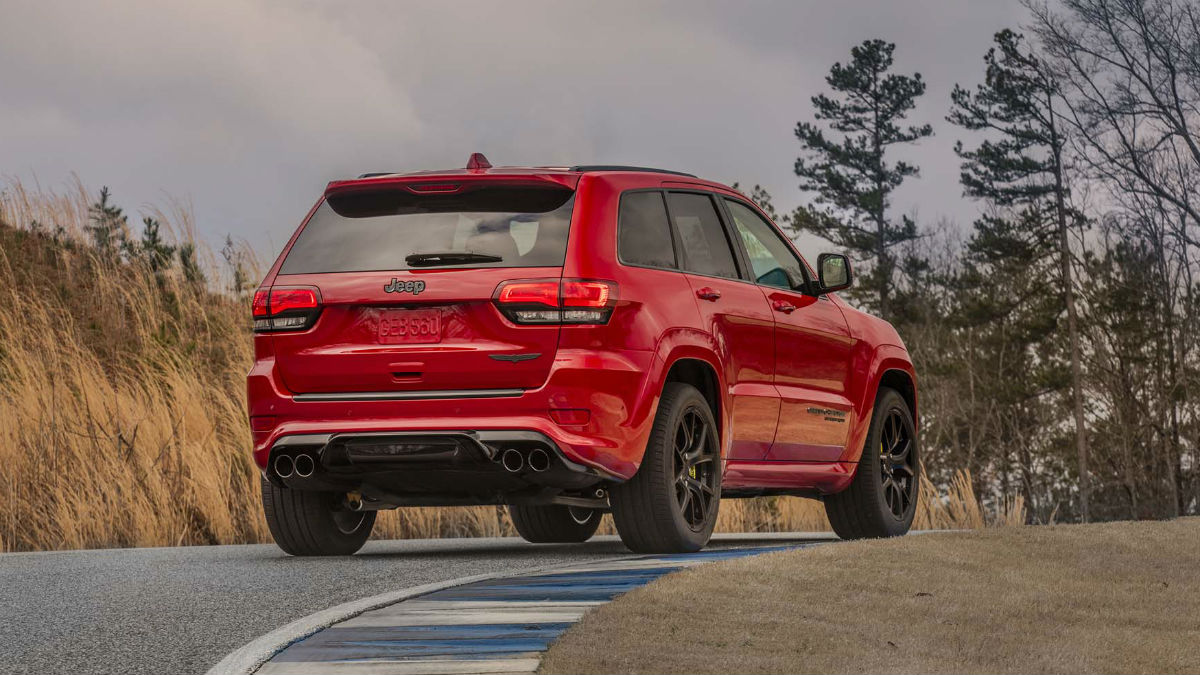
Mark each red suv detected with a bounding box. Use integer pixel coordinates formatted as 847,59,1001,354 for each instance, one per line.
248,154,918,555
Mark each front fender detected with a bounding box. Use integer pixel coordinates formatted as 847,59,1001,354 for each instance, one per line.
840,344,917,464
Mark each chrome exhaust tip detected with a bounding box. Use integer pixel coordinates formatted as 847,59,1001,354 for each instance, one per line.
293,453,316,478
527,448,551,472
501,448,524,473
273,454,294,479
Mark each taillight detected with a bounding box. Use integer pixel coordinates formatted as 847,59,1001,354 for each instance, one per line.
494,279,618,325
252,286,322,332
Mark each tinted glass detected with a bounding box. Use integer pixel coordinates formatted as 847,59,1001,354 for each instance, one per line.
667,192,739,279
280,186,574,274
725,199,807,290
618,191,676,269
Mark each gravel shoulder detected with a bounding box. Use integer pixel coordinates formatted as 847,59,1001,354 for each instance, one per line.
541,519,1200,674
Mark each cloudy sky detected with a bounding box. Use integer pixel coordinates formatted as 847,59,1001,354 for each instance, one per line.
1,0,1025,260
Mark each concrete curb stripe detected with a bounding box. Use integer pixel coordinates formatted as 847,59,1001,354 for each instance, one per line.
204,560,629,675
252,545,812,675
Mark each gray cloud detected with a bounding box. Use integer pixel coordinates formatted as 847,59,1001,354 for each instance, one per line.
1,0,1025,260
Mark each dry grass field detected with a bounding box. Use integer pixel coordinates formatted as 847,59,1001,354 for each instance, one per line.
541,518,1200,675
0,181,1015,552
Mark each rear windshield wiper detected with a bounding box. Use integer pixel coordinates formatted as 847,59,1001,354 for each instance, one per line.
404,252,503,267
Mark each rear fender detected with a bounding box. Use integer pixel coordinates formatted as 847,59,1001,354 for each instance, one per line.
644,334,728,459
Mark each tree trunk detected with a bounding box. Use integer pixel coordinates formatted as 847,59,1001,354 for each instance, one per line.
1051,133,1089,522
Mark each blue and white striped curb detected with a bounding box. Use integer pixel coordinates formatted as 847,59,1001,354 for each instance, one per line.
255,545,811,675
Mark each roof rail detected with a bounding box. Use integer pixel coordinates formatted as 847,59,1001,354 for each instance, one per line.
569,165,697,178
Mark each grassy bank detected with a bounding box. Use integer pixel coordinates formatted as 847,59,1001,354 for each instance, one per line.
0,181,1009,552
542,518,1200,674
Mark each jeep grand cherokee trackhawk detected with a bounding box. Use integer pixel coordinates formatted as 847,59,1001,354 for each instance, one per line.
248,154,919,555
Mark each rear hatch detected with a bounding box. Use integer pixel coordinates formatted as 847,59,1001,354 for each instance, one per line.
265,177,577,395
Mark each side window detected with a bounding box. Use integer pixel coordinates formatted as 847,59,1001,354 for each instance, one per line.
724,199,807,290
618,191,676,268
666,192,739,279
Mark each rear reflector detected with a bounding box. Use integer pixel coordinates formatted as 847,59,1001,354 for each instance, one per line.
249,416,277,446
494,279,617,325
253,286,322,332
549,408,591,426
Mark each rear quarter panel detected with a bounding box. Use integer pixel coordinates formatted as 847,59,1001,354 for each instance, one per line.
556,174,729,474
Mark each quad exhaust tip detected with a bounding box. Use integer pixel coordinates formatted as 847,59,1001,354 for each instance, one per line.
273,454,294,479
527,448,550,472
500,448,524,473
293,453,316,478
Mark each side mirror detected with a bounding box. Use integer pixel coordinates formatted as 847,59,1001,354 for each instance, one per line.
816,253,852,294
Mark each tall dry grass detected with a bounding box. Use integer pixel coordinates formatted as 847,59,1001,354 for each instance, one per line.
0,180,1021,552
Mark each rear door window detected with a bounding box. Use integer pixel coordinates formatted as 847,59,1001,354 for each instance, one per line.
666,192,739,279
618,191,676,269
280,185,574,274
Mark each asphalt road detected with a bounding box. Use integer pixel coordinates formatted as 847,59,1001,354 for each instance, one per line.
0,533,827,675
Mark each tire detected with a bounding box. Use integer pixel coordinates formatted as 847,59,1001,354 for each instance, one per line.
610,382,721,553
508,504,602,543
261,477,376,556
824,387,919,539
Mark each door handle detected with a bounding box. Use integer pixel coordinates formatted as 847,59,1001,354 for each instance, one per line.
773,300,797,313
696,287,721,301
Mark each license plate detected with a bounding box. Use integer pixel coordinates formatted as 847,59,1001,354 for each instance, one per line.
378,309,441,344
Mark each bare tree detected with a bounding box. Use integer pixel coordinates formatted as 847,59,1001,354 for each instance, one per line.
1028,0,1200,516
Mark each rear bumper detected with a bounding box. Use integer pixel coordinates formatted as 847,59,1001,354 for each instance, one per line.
267,429,603,503
246,348,659,480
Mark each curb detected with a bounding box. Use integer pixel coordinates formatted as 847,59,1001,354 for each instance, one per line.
204,558,637,675
207,533,838,675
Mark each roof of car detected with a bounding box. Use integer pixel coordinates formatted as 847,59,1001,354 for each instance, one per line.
354,165,696,179
332,154,737,197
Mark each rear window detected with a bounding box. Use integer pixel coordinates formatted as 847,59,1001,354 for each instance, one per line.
279,185,574,274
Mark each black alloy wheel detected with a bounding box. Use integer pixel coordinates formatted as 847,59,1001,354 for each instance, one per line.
673,407,719,530
261,477,377,556
509,503,602,543
879,407,917,518
610,382,722,553
824,387,919,539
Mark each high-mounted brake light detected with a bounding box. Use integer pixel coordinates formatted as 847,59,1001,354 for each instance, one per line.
253,286,322,333
494,279,618,325
408,183,461,193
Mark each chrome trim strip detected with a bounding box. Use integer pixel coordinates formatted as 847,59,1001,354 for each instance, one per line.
292,388,525,402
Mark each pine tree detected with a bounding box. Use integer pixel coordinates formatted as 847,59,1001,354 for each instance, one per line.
731,183,784,224
792,39,932,319
138,217,175,275
948,29,1093,521
86,187,129,262
178,242,205,285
